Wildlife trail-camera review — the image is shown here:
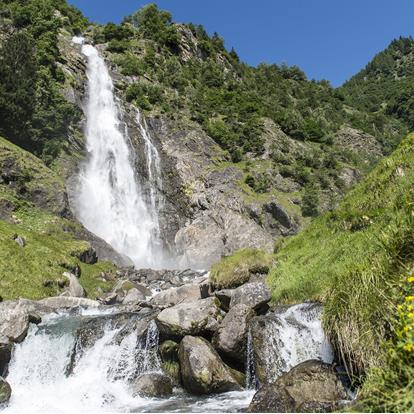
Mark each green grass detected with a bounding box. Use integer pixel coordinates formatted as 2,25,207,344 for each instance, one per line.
209,248,273,289
0,135,116,300
268,133,414,411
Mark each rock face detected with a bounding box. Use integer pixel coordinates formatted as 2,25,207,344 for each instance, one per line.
212,304,254,362
178,336,243,395
248,360,348,413
131,373,173,398
229,282,271,312
156,297,223,337
0,377,11,404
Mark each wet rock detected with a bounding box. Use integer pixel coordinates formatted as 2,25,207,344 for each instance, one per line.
131,373,173,398
0,377,11,404
212,304,255,362
229,282,270,313
152,283,202,307
247,360,348,413
159,340,179,362
156,297,223,338
179,335,243,395
0,340,12,377
62,272,85,298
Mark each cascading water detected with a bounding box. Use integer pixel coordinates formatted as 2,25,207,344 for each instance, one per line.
75,42,164,268
3,312,254,413
245,329,257,390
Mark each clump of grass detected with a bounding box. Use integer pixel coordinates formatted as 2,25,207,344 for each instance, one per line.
268,133,414,408
209,248,273,289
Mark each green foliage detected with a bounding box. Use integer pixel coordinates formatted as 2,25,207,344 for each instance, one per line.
268,133,414,408
0,0,85,163
301,182,319,216
209,248,273,289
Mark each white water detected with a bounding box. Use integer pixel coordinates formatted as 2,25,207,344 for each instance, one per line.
252,302,334,384
4,313,254,413
76,44,164,268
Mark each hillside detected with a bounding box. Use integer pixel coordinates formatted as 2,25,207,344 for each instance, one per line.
342,36,414,137
268,132,414,411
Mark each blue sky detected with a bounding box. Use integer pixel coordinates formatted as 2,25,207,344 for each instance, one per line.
68,0,414,86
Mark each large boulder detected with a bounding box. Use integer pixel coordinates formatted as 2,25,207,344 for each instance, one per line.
229,282,271,312
0,377,11,404
156,297,223,338
0,301,30,343
131,373,173,398
212,303,254,362
122,288,146,305
178,336,243,395
152,283,203,307
247,360,348,413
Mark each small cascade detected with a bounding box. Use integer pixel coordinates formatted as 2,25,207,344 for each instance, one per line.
245,329,258,390
140,320,161,373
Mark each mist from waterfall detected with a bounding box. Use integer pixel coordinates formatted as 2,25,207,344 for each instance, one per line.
76,43,165,268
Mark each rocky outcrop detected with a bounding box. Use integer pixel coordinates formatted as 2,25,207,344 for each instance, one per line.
131,373,173,398
156,297,223,338
0,301,37,343
212,304,254,363
0,341,12,377
248,360,348,413
178,335,243,394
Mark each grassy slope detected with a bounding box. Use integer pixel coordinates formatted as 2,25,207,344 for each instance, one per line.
0,136,115,300
268,133,414,411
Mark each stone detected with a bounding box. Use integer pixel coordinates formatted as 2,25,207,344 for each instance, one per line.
131,373,173,398
152,283,202,307
159,340,179,362
212,303,255,362
214,289,233,311
179,336,243,395
229,282,270,313
122,288,145,304
247,360,348,413
38,296,99,309
62,272,85,298
156,297,223,338
0,341,12,377
0,301,30,343
13,234,26,247
0,377,11,404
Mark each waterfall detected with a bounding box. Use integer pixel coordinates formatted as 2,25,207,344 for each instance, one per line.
141,320,161,373
75,42,163,268
245,329,257,390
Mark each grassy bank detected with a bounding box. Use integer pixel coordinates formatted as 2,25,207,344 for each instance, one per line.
268,133,414,411
0,136,115,300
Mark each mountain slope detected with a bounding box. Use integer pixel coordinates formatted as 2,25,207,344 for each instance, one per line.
268,133,414,411
342,36,414,137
